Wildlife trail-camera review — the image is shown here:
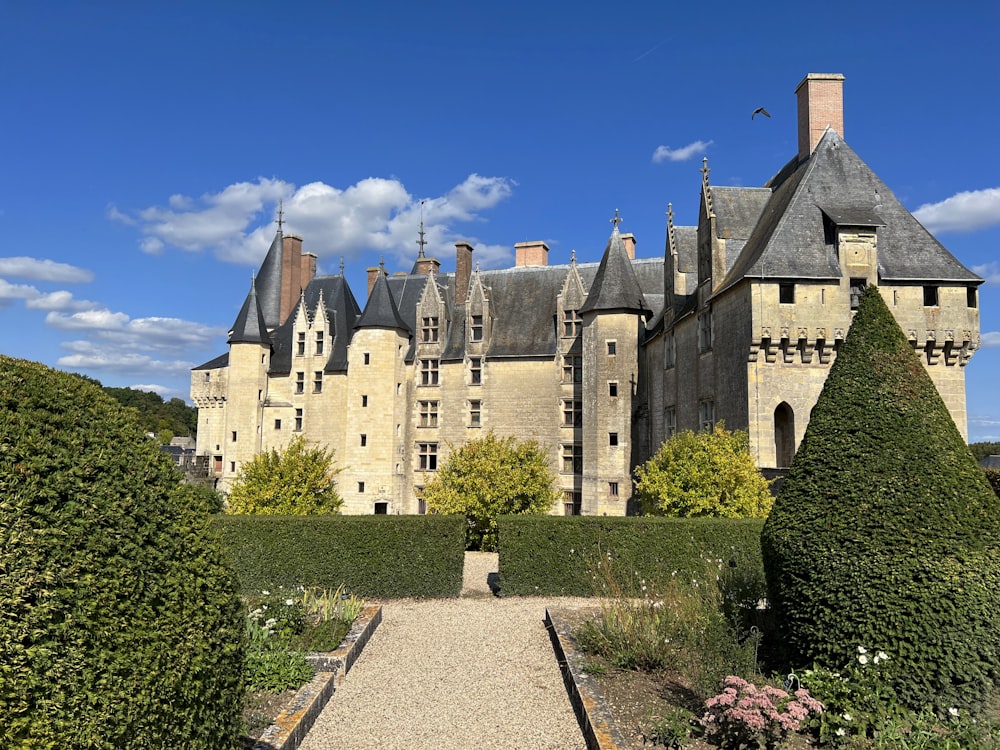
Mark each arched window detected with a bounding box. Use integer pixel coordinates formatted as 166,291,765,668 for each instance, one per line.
774,402,795,468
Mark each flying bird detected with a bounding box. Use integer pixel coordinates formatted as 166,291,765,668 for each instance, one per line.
752,107,771,120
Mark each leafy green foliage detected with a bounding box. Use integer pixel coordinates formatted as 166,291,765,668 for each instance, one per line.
423,432,558,551
635,424,773,517
103,385,197,442
213,515,466,598
226,435,343,515
970,441,1000,461
0,356,245,749
986,468,1000,498
761,287,1000,717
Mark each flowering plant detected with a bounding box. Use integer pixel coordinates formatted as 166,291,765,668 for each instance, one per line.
700,675,823,748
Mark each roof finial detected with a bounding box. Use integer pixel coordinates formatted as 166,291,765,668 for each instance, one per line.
571,248,577,264
610,208,623,230
666,202,674,226
701,158,714,215
339,256,345,276
379,255,385,273
275,199,284,232
416,199,427,259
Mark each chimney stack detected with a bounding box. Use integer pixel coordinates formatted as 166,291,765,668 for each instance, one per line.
796,73,845,162
280,234,304,322
366,266,384,297
413,256,441,275
620,233,636,260
455,242,473,304
514,241,550,267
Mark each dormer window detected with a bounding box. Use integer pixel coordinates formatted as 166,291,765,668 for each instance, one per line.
315,331,324,355
470,315,483,342
421,316,439,343
297,332,306,356
563,310,581,337
850,278,867,310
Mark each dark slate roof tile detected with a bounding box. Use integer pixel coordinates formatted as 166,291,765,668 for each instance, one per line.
254,230,284,329
193,352,229,370
579,227,650,316
228,280,271,345
355,271,411,332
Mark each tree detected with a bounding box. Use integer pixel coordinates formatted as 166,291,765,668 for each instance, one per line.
226,435,343,515
423,432,558,551
634,424,773,517
0,357,245,748
761,287,1000,716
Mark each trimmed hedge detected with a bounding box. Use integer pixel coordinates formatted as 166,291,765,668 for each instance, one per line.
497,515,764,596
762,287,1000,716
986,468,1000,497
212,514,466,598
0,357,245,749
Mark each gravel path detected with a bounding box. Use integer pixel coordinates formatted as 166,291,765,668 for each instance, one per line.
298,552,591,750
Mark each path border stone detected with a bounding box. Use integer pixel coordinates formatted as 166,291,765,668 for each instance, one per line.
546,607,630,750
252,604,383,750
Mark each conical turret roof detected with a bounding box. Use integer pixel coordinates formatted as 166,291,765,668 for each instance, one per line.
354,266,410,332
228,279,270,345
580,222,649,316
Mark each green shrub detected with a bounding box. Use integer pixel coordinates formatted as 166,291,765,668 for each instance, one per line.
761,287,1000,717
0,357,245,749
213,514,466,598
986,468,1000,497
497,515,764,596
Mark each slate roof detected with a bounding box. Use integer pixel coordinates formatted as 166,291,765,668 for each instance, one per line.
355,269,411,332
269,275,361,374
254,230,285,329
228,280,270,345
579,227,651,317
192,351,229,371
717,129,982,293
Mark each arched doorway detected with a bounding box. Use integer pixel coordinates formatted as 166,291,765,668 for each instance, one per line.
774,402,795,468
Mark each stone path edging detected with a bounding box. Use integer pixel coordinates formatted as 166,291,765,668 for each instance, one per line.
546,607,630,750
252,604,383,750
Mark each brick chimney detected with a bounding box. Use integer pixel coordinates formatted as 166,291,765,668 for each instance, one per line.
796,73,845,162
455,242,473,304
301,252,317,288
280,234,304,322
620,233,636,260
366,266,384,297
514,241,549,267
413,256,441,275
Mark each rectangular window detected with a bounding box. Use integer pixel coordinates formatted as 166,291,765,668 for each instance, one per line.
230,461,236,473
563,491,581,516
561,444,583,474
313,371,323,393
606,340,617,356
609,432,619,446
420,359,440,386
231,431,237,442
358,481,365,493
664,332,675,369
417,497,427,515
296,371,305,394
698,310,713,352
699,400,715,432
779,283,795,304
362,395,368,407
562,354,582,384
469,357,482,385
563,309,581,337
563,399,582,428
363,352,371,365
608,381,618,398
419,400,439,428
968,287,978,308
421,316,439,343
923,285,939,306
850,278,867,310
469,399,482,427
297,332,306,356
315,331,324,355
608,481,619,497
294,408,303,432
274,419,282,430
664,407,677,439
418,442,438,471
470,314,483,342
360,434,367,447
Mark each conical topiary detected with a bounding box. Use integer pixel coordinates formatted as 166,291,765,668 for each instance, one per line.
761,286,1000,715
0,357,246,749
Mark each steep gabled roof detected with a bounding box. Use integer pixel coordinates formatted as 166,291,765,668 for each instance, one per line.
254,230,285,329
579,226,650,317
268,275,361,374
228,280,270,345
718,130,981,293
355,269,410,332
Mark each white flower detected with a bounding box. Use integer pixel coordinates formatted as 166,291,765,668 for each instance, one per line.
569,548,574,555
876,651,889,662
949,707,960,717
262,590,270,596
285,599,294,606
858,654,869,665
843,713,853,722
836,728,846,737
857,646,867,655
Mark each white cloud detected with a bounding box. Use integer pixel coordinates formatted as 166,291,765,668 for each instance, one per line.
25,290,102,312
652,140,713,164
56,344,196,377
0,256,94,283
913,187,1000,234
128,383,182,398
46,309,130,331
0,279,41,307
973,262,1000,285
45,308,226,357
981,331,1000,348
114,173,516,269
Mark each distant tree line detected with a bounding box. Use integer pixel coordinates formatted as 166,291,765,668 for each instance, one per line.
101,386,197,444
970,442,1000,461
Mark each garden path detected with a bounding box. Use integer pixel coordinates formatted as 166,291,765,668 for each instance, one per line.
297,552,590,750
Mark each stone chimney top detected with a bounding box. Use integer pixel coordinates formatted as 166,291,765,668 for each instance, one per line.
455,242,474,304
620,233,636,260
514,241,549,267
796,73,845,162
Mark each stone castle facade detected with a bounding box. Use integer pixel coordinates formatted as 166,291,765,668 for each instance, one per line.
192,73,982,515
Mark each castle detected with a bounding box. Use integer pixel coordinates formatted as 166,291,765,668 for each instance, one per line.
192,73,982,516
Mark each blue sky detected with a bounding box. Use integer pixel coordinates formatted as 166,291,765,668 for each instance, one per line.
2,1,999,441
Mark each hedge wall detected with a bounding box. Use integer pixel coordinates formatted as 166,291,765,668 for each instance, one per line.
497,515,764,596
212,514,466,598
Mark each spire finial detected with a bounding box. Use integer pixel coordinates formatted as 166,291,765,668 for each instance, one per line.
379,255,385,273
571,248,577,264
700,157,710,181
610,208,622,230
339,256,345,276
666,202,674,225
275,199,284,232
416,199,427,259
